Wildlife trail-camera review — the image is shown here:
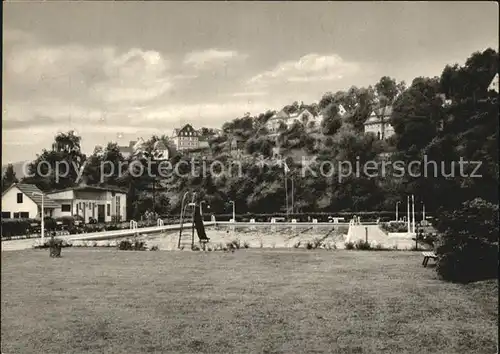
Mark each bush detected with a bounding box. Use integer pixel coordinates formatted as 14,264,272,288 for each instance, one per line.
354,240,372,250
2,219,34,237
56,216,76,229
231,239,241,249
437,238,498,283
243,241,250,249
118,239,146,251
380,222,408,233
150,245,159,251
306,241,314,250
43,217,57,231
344,241,355,250
33,237,72,249
435,198,499,283
313,238,323,249
293,241,301,248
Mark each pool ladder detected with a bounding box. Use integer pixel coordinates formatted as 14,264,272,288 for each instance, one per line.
178,192,197,249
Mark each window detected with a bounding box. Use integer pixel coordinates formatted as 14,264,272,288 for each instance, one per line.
61,204,71,212
17,193,23,203
20,212,29,218
107,204,111,216
115,196,121,216
13,212,20,219
1,212,11,219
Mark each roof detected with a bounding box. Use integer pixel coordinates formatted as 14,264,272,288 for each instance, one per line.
364,106,393,125
172,124,199,137
119,146,133,154
153,141,167,150
268,108,317,122
373,106,393,117
2,183,59,208
47,185,128,195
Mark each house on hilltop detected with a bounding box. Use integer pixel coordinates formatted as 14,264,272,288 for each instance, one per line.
118,138,146,159
363,106,395,140
265,108,324,134
171,124,200,151
488,73,498,93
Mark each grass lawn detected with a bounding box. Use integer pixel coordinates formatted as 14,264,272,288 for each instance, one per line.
1,249,497,353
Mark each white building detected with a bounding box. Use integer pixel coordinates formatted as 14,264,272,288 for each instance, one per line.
47,185,127,223
266,108,324,133
171,124,200,151
1,183,59,219
118,138,146,159
363,106,395,140
488,73,498,93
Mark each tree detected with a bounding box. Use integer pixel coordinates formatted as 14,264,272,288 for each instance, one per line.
435,198,498,283
374,77,406,139
391,77,444,156
22,131,87,191
321,104,342,135
2,164,18,192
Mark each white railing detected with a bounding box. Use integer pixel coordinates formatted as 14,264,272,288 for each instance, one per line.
130,220,138,230
157,219,164,227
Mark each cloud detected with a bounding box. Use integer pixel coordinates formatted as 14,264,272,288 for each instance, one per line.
230,91,268,97
248,53,359,85
183,49,246,70
4,31,174,106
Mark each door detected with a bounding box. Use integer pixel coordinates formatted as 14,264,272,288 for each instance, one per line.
97,204,105,223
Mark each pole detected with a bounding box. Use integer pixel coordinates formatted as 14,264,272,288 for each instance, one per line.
396,202,399,222
291,177,294,215
41,194,45,245
422,203,426,223
152,176,156,216
285,174,288,220
412,195,416,234
407,196,410,234
365,227,368,243
232,201,235,223
191,194,196,249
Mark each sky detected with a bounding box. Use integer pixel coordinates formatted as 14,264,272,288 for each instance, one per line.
2,1,498,163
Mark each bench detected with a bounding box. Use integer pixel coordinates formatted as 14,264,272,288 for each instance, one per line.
422,251,438,267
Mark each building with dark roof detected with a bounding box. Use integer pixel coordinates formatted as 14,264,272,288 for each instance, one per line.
171,124,200,151
1,183,59,219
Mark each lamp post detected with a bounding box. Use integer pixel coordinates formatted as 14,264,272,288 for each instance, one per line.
421,201,426,224
396,201,401,222
407,196,411,234
411,195,416,234
229,200,235,223
32,192,45,244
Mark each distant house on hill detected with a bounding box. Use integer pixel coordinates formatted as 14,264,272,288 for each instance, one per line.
363,106,395,140
171,124,200,151
265,108,324,134
118,138,146,159
488,73,498,93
